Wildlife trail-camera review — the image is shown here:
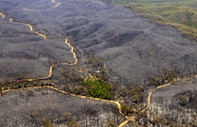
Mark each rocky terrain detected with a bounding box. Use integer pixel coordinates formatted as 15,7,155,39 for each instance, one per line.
0,0,197,126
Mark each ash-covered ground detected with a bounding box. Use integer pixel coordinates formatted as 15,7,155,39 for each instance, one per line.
148,78,197,125
0,88,124,127
0,0,197,84
0,0,197,126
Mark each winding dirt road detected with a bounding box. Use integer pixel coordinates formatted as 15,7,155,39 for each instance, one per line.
140,74,197,113
1,0,197,127
0,13,4,19
0,1,125,126
0,12,77,85
52,0,61,8
9,18,47,40
118,74,197,127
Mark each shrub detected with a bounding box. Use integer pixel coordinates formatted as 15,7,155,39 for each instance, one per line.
107,120,117,127
42,118,53,127
82,77,114,100
64,113,79,127
121,104,134,116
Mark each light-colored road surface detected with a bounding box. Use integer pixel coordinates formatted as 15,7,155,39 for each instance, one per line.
0,1,126,126
0,0,197,126
118,74,197,127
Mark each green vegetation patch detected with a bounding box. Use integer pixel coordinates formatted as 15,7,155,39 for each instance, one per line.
82,76,114,100
113,0,197,40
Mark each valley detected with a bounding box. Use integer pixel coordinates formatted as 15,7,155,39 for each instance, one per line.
0,0,197,126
